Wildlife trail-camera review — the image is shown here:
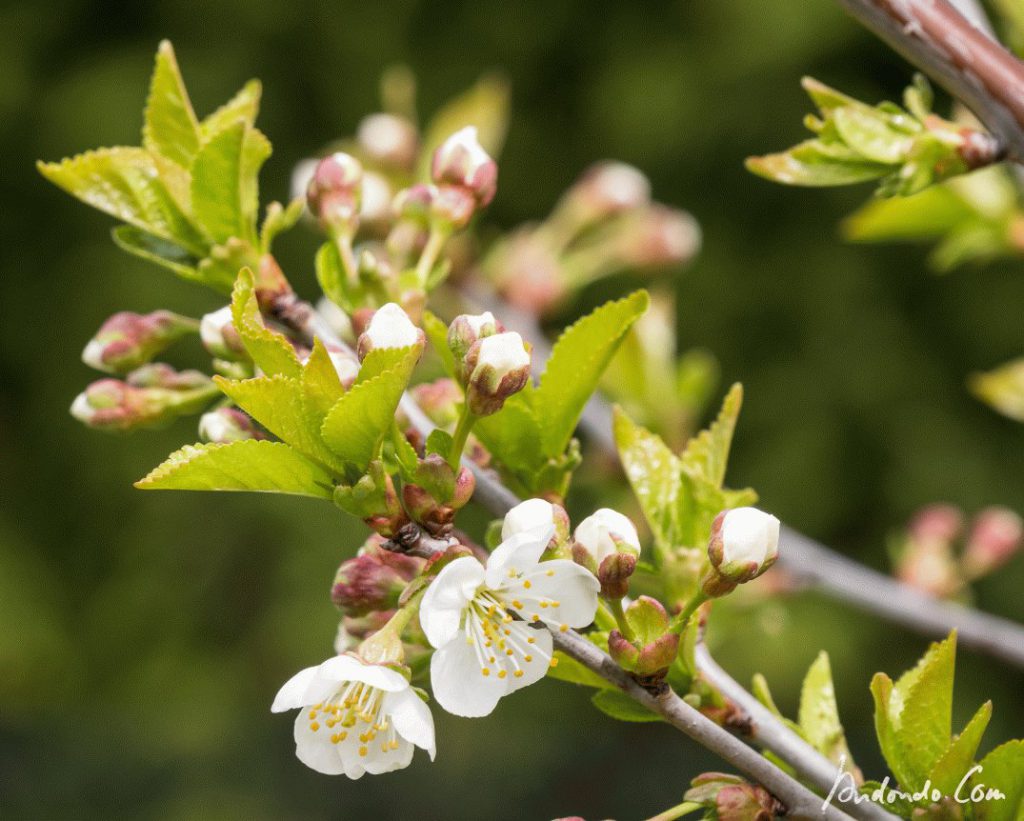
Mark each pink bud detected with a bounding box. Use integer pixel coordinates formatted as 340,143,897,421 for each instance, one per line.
411,379,463,427
563,161,651,224
70,367,214,432
447,311,501,364
462,331,531,416
963,507,1023,579
909,503,964,545
431,126,498,206
82,310,197,374
198,407,263,443
357,113,419,170
331,538,422,616
614,205,701,269
307,152,364,237
199,306,247,360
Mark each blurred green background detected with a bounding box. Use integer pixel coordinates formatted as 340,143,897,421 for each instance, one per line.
2,0,1023,818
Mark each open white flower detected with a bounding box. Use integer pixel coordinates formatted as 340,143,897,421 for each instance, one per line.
272,654,435,778
420,526,600,717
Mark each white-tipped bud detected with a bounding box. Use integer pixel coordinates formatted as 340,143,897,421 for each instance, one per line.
307,152,364,237
200,306,246,360
705,507,780,594
290,158,318,205
359,171,393,227
448,311,500,364
198,407,262,443
357,113,419,170
502,498,571,548
570,161,651,222
573,508,641,565
463,331,530,416
327,349,360,388
356,302,424,360
431,126,498,206
963,506,1023,580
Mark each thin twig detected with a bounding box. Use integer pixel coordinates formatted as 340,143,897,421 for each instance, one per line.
462,281,1024,669
835,0,1024,160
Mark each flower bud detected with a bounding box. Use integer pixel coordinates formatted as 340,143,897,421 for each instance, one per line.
357,113,419,170
607,596,679,677
71,367,214,432
572,508,641,573
200,306,247,360
462,331,531,416
355,302,425,360
685,773,783,821
558,161,651,228
306,152,363,237
614,205,701,270
411,379,462,428
909,503,964,545
447,311,500,364
333,462,409,538
962,506,1023,580
703,507,780,596
325,347,360,389
402,454,476,536
359,171,394,230
596,551,637,599
430,126,498,207
290,157,318,205
489,229,567,315
392,184,435,227
501,498,571,552
82,310,197,374
331,536,423,617
430,184,477,231
198,407,263,443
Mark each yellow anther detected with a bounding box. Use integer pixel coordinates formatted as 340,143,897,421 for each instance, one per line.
523,580,532,589
502,614,513,623
527,636,535,644
525,655,533,662
310,722,320,732
489,656,496,663
498,670,507,679
559,624,568,632
550,657,560,668
481,668,490,676
531,614,540,621
512,600,524,609
514,670,524,678
546,569,554,577
338,731,348,741
382,743,389,753
552,601,561,607
487,605,496,616
506,649,514,656
308,709,318,720
540,602,549,608
503,628,511,636
390,740,400,750
484,640,492,648
359,746,368,757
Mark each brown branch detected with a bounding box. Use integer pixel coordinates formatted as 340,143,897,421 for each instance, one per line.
835,0,1024,160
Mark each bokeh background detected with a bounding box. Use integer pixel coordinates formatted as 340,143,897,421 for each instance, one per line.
2,0,1023,818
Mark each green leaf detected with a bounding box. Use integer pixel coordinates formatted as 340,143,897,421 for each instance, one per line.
229,268,302,378
798,651,856,771
832,106,907,164
198,237,260,295
842,185,973,243
801,76,863,113
315,242,348,310
240,127,271,235
357,346,420,385
746,142,890,187
871,673,904,785
200,79,261,142
970,358,1024,423
135,440,333,498
215,375,342,474
929,700,991,796
895,633,956,786
613,406,681,554
321,367,411,471
547,651,614,690
300,338,345,420
143,41,201,169
425,429,453,458
37,148,205,255
259,197,304,253
472,392,546,483
680,383,742,488
111,226,200,282
191,120,246,244
591,689,663,723
417,74,510,179
533,291,649,458
422,310,457,379
973,740,1024,821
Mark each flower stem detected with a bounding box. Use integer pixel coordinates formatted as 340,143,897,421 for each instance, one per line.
333,234,359,285
669,592,708,635
606,596,635,641
415,226,449,287
447,404,476,470
643,801,701,821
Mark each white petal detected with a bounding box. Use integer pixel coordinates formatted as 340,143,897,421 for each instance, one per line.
505,623,552,693
430,636,507,717
501,498,555,541
385,688,436,760
293,712,346,775
271,665,320,712
519,560,600,629
320,655,408,693
485,525,555,588
363,737,415,775
420,557,485,648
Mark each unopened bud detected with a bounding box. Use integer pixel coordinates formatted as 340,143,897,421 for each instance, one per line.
357,113,419,170
333,462,408,537
963,506,1023,579
356,302,425,360
431,126,498,206
447,311,500,364
198,407,263,443
572,508,641,573
359,171,394,230
685,773,783,821
200,306,247,360
331,537,422,616
82,310,197,374
559,161,651,228
462,331,531,416
307,152,363,237
501,498,571,552
704,507,780,596
71,368,214,432
325,348,360,389
411,379,462,428
392,184,435,227
402,457,476,536
615,205,701,270
909,503,964,545
597,551,637,599
607,596,678,676
431,185,477,231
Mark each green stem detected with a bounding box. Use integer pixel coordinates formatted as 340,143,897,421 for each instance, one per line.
333,234,359,285
606,596,635,641
447,404,477,470
643,801,702,821
594,600,618,633
415,226,448,287
669,592,708,635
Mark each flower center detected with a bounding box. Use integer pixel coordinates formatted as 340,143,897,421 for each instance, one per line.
306,682,401,757
464,591,540,679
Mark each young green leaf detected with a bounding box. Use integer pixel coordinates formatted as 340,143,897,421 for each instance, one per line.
591,689,663,723
191,120,247,244
798,651,857,772
970,357,1024,423
240,127,272,235
533,291,649,458
134,440,333,498
746,142,890,187
300,338,345,420
973,740,1024,821
111,226,201,283
357,346,420,385
143,41,201,169
215,375,343,474
680,383,743,490
320,368,411,471
422,310,457,379
200,78,262,142
259,198,304,254
895,632,956,786
229,268,302,378
928,700,991,797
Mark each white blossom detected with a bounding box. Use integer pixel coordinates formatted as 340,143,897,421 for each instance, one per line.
574,508,641,564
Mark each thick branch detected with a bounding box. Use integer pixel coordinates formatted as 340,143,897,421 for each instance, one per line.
835,0,1024,160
